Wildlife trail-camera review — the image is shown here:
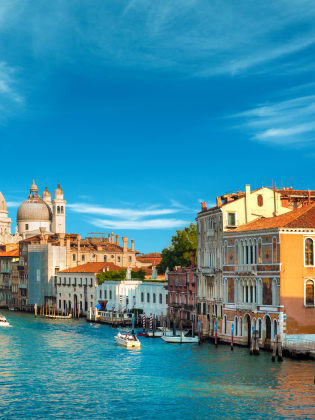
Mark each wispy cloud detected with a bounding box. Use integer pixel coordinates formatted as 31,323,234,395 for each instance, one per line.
0,62,23,121
68,203,180,220
2,1,315,77
89,218,188,230
6,201,20,208
231,93,315,147
68,201,191,230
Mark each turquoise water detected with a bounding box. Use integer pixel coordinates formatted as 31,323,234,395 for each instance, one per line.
0,311,314,419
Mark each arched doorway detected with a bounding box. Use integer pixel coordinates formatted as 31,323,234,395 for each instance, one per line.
244,314,251,346
264,315,271,348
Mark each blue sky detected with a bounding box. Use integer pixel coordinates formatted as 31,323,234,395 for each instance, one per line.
1,0,315,253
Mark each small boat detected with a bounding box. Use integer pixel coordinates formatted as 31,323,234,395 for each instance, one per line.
8,307,17,311
115,332,141,348
147,331,164,337
137,331,148,337
0,315,10,327
162,334,199,343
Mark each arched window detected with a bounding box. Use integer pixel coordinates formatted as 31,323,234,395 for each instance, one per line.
274,320,278,338
223,315,227,334
258,319,262,338
240,317,242,336
257,195,263,207
235,241,239,264
306,280,314,306
159,293,162,304
235,316,238,336
147,293,150,303
61,206,64,214
305,239,314,266
224,242,228,265
272,238,277,263
153,293,156,303
258,239,262,264
57,206,60,214
104,255,107,262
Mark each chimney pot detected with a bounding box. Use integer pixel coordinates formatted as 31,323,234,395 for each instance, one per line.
201,201,207,211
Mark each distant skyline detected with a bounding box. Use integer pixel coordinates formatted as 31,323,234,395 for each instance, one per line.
1,1,315,252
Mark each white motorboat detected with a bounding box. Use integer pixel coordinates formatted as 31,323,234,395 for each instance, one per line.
115,332,141,348
147,329,189,338
0,315,10,327
162,334,199,343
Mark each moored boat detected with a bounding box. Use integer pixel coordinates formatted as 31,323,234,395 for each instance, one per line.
115,332,141,348
162,334,199,343
0,315,10,327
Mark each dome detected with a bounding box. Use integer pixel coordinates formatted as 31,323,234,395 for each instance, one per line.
17,197,52,222
54,183,64,199
42,186,51,201
0,192,7,213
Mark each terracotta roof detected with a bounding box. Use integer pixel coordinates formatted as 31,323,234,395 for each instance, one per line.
58,262,122,274
0,249,19,257
233,203,315,232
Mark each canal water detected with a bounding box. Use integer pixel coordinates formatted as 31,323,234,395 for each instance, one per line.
0,311,314,419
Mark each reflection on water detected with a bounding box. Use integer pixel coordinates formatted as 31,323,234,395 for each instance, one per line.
0,311,314,419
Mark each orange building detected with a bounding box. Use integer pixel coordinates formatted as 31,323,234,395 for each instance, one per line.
219,203,315,349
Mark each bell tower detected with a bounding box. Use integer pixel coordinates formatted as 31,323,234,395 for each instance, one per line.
52,183,66,233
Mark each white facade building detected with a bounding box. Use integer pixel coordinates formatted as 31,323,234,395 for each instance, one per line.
97,280,168,316
56,269,97,315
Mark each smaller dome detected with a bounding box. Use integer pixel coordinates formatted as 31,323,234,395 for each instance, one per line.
54,183,64,199
0,192,7,213
42,186,51,200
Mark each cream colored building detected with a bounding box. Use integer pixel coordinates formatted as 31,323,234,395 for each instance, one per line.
0,192,21,245
196,185,292,336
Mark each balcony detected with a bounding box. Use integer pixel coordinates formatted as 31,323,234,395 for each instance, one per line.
235,302,258,311
235,265,257,275
184,304,193,311
201,267,215,276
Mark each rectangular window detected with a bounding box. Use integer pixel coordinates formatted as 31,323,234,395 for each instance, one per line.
228,213,236,226
153,293,156,303
159,293,162,304
105,289,107,299
72,254,76,261
82,255,85,262
141,292,144,302
25,224,29,231
147,293,150,303
99,290,102,299
109,290,112,299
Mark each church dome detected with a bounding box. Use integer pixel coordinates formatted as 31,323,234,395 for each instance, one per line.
0,192,7,213
17,197,52,222
17,179,52,222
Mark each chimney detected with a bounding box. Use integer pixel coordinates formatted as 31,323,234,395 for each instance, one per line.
216,197,222,208
245,184,251,223
111,232,114,244
201,201,207,211
122,237,128,253
131,239,135,251
116,234,119,246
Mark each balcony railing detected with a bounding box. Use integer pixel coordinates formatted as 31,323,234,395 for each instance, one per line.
235,265,257,275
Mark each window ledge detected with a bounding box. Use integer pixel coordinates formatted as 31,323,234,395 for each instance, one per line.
305,305,315,308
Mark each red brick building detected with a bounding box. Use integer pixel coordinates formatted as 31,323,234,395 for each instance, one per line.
167,266,198,326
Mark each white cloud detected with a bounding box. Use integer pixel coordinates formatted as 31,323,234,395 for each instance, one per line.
231,92,315,147
89,217,188,230
6,201,20,208
68,203,180,220
0,62,23,121
68,201,193,230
